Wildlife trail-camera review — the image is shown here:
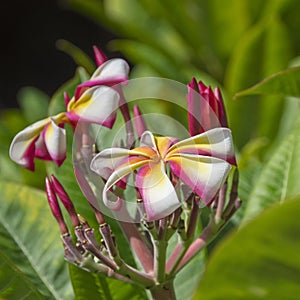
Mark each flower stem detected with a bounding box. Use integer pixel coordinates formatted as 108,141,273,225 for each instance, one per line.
119,220,154,273
175,221,216,272
153,218,168,282
149,280,176,300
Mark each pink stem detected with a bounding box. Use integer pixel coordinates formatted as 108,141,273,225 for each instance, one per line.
119,220,154,273
175,225,214,272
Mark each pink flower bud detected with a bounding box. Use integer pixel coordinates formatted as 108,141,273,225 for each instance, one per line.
187,78,228,135
45,177,68,234
133,105,147,138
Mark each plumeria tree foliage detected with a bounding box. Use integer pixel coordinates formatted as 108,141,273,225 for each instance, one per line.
2,1,300,299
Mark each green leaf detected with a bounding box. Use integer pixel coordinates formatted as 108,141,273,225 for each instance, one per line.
69,265,147,300
206,0,251,61
0,181,73,299
193,197,300,300
242,120,300,222
65,0,108,26
56,39,96,75
110,40,187,81
234,66,300,98
225,16,292,148
17,87,50,123
0,253,44,299
174,249,205,300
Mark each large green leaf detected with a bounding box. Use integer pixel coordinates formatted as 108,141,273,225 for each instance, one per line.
17,87,50,123
242,120,300,222
0,251,44,299
110,40,188,81
0,181,73,299
174,245,206,300
234,66,300,99
69,265,147,300
193,196,300,300
225,16,292,148
206,0,251,62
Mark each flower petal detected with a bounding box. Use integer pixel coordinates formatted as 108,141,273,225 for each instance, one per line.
90,147,156,180
105,159,149,210
67,86,120,128
91,58,130,81
168,153,231,205
140,130,157,148
93,45,107,66
140,131,177,157
136,161,181,221
167,128,235,164
43,119,66,166
35,134,52,161
91,148,151,210
9,118,50,170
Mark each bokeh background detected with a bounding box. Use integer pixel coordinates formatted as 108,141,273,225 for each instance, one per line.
0,0,117,109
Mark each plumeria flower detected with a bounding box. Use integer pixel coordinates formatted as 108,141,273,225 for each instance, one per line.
9,86,120,170
187,78,228,136
74,47,130,100
91,128,235,221
10,46,131,171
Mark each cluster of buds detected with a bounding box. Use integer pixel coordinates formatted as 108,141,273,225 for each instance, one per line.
45,175,154,287
9,46,241,298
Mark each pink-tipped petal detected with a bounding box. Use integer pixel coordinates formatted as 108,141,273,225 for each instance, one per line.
91,58,130,81
67,86,120,128
64,92,71,108
35,134,52,161
102,156,149,210
168,128,235,164
136,161,181,221
91,147,154,210
91,148,134,180
75,77,128,99
168,154,231,205
43,119,66,166
9,118,50,169
93,45,107,66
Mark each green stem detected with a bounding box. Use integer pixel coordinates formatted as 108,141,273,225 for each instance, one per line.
153,240,168,282
156,219,168,281
149,280,176,300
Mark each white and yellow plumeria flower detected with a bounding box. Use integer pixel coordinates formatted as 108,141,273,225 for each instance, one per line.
9,86,120,170
90,128,235,221
74,58,130,99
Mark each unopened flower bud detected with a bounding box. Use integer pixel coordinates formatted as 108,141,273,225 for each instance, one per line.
45,177,68,234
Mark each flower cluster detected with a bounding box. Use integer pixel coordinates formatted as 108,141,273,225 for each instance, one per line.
9,46,240,297
9,47,129,170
